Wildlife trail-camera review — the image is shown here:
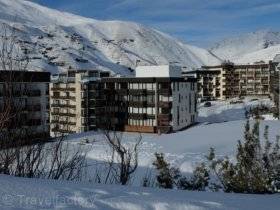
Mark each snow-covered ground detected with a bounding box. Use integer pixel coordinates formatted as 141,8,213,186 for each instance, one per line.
198,97,275,123
1,98,279,209
65,97,279,182
0,174,279,210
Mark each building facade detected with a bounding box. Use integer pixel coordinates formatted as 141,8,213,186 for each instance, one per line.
0,70,50,144
184,62,270,100
49,66,197,135
101,65,198,133
49,70,109,137
270,55,280,116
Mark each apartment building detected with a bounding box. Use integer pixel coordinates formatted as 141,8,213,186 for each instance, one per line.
183,65,227,100
49,70,110,137
101,65,198,134
0,70,50,144
184,62,270,100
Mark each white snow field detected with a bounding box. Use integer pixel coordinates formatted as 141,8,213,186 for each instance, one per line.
0,174,279,210
0,99,279,209
67,98,279,179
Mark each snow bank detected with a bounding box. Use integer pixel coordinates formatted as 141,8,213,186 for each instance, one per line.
0,175,279,210
198,98,274,123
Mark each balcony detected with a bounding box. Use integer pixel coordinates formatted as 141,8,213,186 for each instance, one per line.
158,101,172,108
51,87,75,91
116,89,128,95
128,113,147,120
51,103,76,109
95,108,105,115
26,105,41,112
52,95,76,100
26,119,41,126
27,90,41,97
51,120,76,126
128,89,147,95
158,88,172,96
129,101,147,107
51,112,76,117
158,114,172,121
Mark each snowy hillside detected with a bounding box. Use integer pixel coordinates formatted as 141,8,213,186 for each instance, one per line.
0,0,220,75
210,30,280,64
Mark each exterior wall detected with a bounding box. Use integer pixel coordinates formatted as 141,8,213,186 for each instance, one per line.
101,77,198,134
50,80,77,136
49,67,197,135
171,82,197,131
0,71,50,142
224,64,270,98
50,70,108,137
136,65,181,78
270,62,279,115
190,63,271,101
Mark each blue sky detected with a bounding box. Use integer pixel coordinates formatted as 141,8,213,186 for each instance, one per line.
31,0,280,47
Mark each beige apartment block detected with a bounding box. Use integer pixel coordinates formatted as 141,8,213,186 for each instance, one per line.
49,70,109,137
184,62,271,100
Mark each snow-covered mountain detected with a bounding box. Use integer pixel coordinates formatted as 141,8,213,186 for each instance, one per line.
210,30,280,64
0,0,220,75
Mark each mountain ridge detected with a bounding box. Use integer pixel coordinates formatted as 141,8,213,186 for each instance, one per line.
210,30,280,64
0,0,220,75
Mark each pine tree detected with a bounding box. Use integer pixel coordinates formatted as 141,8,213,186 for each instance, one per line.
153,153,181,189
205,121,280,194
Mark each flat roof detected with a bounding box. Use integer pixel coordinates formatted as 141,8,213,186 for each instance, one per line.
102,77,197,83
0,70,50,82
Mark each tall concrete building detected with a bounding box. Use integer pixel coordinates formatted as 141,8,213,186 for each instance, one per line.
50,66,198,135
184,62,270,100
0,70,50,144
49,70,110,137
101,65,198,133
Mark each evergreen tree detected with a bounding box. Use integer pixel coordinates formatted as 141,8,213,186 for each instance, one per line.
153,153,180,189
205,121,280,194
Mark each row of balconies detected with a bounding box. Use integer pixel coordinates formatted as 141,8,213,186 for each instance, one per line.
0,90,41,97
51,120,76,126
51,103,76,109
0,104,42,113
127,101,172,108
52,95,76,100
51,87,75,92
51,111,76,117
127,113,171,121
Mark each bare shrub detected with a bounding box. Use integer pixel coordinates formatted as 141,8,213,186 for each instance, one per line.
103,130,142,185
